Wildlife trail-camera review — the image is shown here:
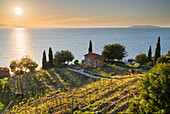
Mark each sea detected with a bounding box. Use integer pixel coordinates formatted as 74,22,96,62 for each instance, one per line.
0,28,170,68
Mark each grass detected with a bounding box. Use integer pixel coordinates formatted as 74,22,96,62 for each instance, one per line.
86,64,130,77
84,63,149,79
125,64,140,68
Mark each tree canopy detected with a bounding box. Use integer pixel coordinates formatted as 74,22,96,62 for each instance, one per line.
88,40,92,53
148,46,152,61
127,63,170,113
155,36,161,64
0,101,4,111
128,58,135,65
54,50,74,65
49,47,54,68
74,59,79,65
102,44,127,61
42,50,47,70
135,53,148,65
9,55,38,75
157,56,170,64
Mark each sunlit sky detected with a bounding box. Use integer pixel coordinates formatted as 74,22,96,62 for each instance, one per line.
0,0,170,28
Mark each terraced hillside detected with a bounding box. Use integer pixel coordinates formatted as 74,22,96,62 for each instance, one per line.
6,75,142,113
0,68,97,111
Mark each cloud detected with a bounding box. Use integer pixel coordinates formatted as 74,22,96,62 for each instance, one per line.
0,24,26,28
57,17,91,23
1,13,170,28
37,15,96,23
27,15,138,27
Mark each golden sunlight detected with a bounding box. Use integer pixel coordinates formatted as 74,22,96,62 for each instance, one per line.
7,28,31,60
15,8,22,15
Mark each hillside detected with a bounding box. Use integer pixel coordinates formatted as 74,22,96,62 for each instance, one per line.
7,75,142,113
0,65,145,113
129,25,160,28
0,68,97,112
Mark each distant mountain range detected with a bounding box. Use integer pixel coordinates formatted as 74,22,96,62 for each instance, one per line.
129,25,160,28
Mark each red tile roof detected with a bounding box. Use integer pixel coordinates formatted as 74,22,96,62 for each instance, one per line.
0,67,9,71
85,53,104,60
0,67,10,77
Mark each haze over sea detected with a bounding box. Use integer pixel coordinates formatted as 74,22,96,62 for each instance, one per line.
0,28,170,68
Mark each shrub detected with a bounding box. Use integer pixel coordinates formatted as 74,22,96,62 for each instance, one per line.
74,59,79,65
146,61,153,66
127,63,170,113
109,72,116,76
157,56,170,64
135,53,148,65
128,58,135,65
0,101,4,111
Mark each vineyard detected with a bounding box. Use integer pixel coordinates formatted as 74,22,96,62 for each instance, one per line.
0,65,144,113
0,68,97,112
7,76,142,113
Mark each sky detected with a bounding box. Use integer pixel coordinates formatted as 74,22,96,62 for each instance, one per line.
0,0,170,28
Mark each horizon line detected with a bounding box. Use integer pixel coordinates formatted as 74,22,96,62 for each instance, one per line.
1,27,170,29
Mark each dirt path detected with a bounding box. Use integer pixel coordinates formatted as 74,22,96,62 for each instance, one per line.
67,68,103,79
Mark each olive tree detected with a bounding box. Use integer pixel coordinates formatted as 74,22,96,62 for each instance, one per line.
54,50,74,65
102,44,128,61
9,55,38,75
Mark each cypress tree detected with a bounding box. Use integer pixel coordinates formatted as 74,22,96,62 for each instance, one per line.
148,46,152,61
88,40,92,53
42,50,47,69
155,36,161,64
49,47,54,68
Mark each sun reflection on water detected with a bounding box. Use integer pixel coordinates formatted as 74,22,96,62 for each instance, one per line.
6,28,36,65
14,28,27,57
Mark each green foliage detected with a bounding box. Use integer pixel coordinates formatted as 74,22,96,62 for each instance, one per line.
128,58,135,65
54,50,74,65
0,101,4,111
148,46,152,61
42,50,47,70
126,97,143,113
135,53,148,65
74,59,79,65
157,56,170,64
9,55,38,75
155,36,161,64
127,63,170,113
49,47,54,68
102,44,128,61
5,71,140,113
88,40,92,53
86,64,130,76
9,60,18,73
146,61,153,66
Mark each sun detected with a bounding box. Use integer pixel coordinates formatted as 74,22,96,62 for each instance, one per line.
15,8,22,15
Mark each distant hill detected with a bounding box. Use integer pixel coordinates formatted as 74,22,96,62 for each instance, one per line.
129,25,160,28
